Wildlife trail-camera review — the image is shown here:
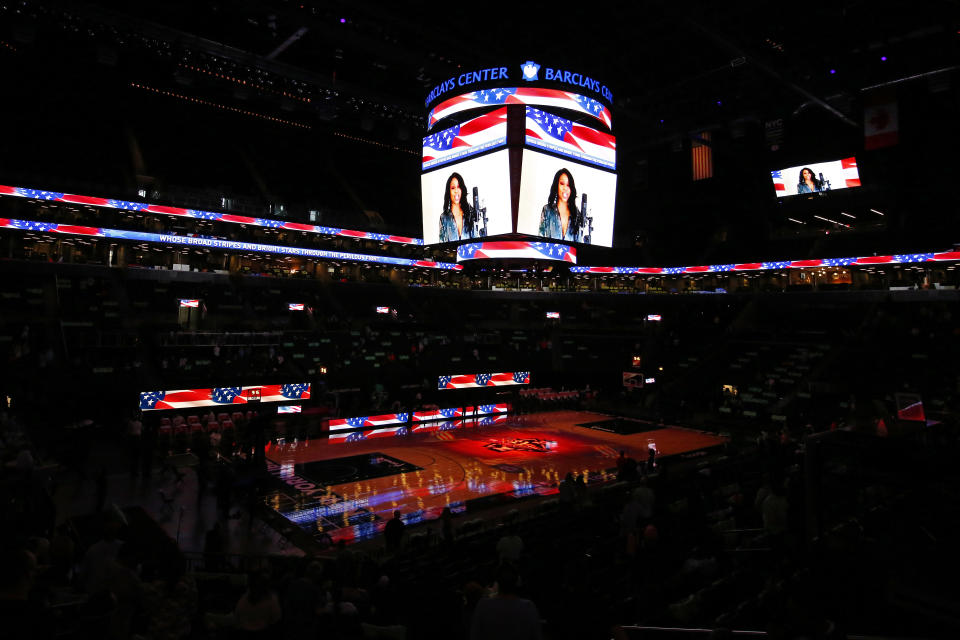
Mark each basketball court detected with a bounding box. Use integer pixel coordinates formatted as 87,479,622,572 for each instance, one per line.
260,410,727,546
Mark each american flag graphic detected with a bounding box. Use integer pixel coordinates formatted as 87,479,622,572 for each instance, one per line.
278,383,310,400
179,299,200,308
277,405,301,414
329,430,367,443
525,107,616,169
760,261,792,270
412,404,509,422
328,426,412,442
0,184,424,246
438,372,530,390
414,414,509,434
140,391,166,410
770,169,786,193
2,219,102,235
422,107,508,169
288,303,305,311
0,217,454,270
139,382,310,411
823,258,858,267
457,241,576,263
571,250,960,274
427,88,612,130
212,387,242,403
328,412,411,432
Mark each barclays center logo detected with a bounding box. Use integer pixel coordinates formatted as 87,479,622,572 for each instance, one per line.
521,61,540,81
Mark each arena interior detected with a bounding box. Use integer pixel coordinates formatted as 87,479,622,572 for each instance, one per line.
1,2,960,639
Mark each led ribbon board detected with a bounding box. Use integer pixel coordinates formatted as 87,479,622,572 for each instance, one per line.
457,241,576,262
139,383,310,411
0,185,423,246
328,412,411,431
0,218,461,270
422,107,508,170
428,88,612,130
569,251,960,275
525,107,616,170
438,372,530,389
413,404,510,421
328,404,511,431
329,414,508,442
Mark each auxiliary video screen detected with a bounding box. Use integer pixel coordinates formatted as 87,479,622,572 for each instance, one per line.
771,157,861,198
421,148,512,244
516,149,617,247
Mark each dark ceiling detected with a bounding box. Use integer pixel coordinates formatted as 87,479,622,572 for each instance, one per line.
1,0,958,259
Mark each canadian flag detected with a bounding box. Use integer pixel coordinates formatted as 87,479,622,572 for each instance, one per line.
864,93,898,150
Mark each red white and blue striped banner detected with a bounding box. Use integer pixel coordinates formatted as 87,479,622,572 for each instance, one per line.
570,251,960,275
328,414,509,442
328,412,411,431
457,241,576,262
412,413,509,434
0,185,423,245
0,217,461,271
413,404,510,422
328,403,511,432
428,87,612,131
179,299,200,308
140,383,310,411
277,405,302,414
438,372,530,390
422,107,508,170
525,107,616,169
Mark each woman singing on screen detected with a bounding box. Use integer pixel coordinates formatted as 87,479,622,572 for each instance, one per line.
438,172,475,242
538,168,581,242
796,167,824,194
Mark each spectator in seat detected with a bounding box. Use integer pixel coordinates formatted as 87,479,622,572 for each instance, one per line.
384,510,405,553
470,564,541,640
